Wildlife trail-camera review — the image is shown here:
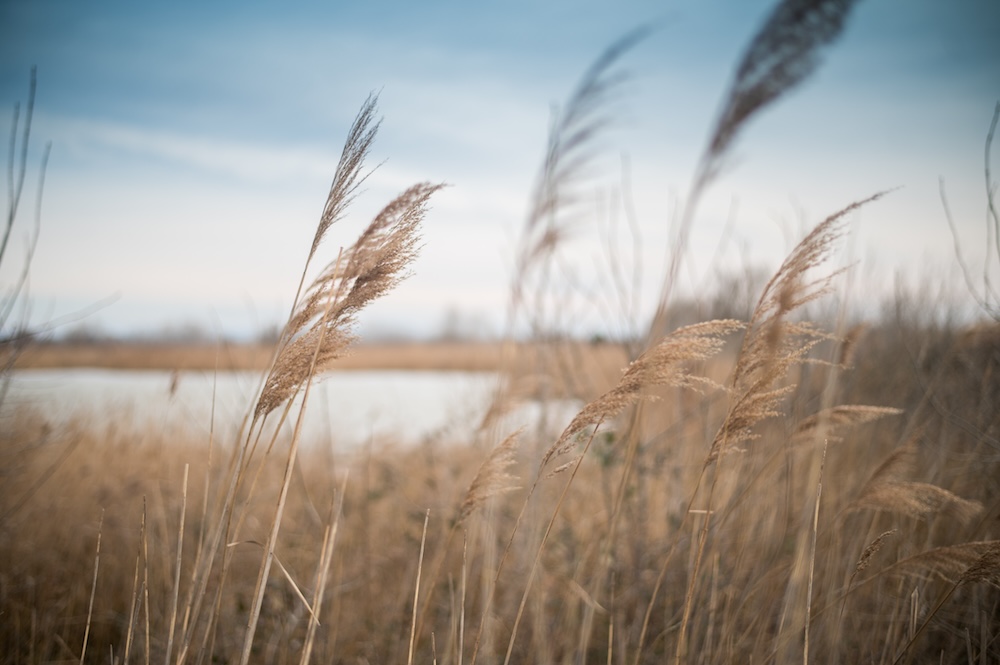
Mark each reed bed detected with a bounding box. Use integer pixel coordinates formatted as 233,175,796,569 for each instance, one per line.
2,0,998,663
2,314,997,664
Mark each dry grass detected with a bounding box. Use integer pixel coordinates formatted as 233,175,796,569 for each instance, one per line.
3,1,999,663
3,309,1000,664
2,313,997,664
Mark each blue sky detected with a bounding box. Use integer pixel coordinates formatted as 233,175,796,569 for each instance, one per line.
1,0,998,340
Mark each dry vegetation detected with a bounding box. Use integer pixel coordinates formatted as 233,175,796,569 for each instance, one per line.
2,1,999,663
9,340,629,379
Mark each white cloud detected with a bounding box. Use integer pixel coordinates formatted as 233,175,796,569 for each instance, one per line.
57,117,341,183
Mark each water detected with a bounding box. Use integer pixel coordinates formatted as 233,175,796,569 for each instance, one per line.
2,368,499,449
2,368,582,450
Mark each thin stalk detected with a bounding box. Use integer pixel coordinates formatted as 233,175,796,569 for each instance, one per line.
80,510,104,665
804,441,828,665
300,479,346,665
143,496,151,665
124,500,147,665
408,510,431,665
459,533,468,665
165,465,189,665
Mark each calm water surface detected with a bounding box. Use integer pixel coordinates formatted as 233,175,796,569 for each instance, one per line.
3,368,511,449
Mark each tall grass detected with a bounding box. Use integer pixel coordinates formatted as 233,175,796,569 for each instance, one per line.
2,0,999,663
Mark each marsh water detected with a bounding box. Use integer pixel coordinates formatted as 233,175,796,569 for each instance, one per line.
3,369,578,450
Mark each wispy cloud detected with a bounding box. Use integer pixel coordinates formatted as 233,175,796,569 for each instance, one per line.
55,117,341,182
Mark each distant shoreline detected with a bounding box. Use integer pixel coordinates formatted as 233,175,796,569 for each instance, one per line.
9,341,514,372
9,340,634,402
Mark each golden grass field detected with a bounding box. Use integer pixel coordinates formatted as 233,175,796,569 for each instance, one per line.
3,5,999,663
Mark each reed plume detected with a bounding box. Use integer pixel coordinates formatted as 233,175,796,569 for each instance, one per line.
865,540,1000,588
505,26,646,335
308,94,381,263
248,92,382,421
545,319,743,466
708,192,886,462
849,482,982,523
855,529,897,575
458,430,521,525
255,182,442,419
649,0,861,337
846,434,983,522
960,542,1000,588
698,0,860,186
790,405,903,446
518,27,646,273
